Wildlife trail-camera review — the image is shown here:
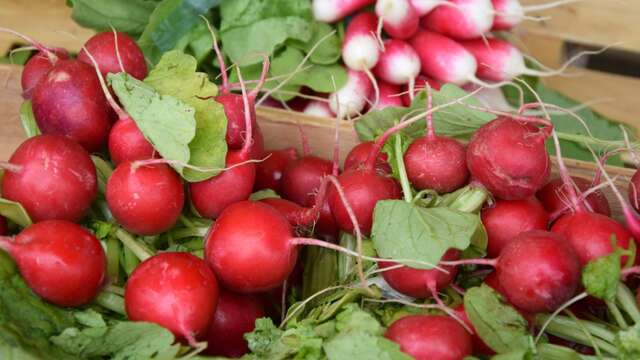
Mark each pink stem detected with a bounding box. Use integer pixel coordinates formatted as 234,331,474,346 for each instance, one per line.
0,161,23,173
0,27,57,63
81,45,128,120
111,27,126,73
294,177,329,226
332,112,341,177
249,54,270,99
551,129,585,212
236,69,253,159
592,148,625,186
208,25,228,92
439,258,498,267
295,118,311,157
428,279,473,333
425,81,436,140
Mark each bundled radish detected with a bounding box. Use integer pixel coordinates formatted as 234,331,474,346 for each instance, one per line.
373,39,421,86
492,0,581,31
372,81,404,110
254,148,298,193
410,0,444,15
422,0,495,40
375,0,420,40
342,12,380,71
329,69,373,118
313,0,376,22
537,176,611,218
303,100,335,118
344,141,391,174
77,31,148,80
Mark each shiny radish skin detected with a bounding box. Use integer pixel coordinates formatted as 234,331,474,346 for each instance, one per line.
376,0,420,40
2,135,97,222
410,31,477,86
329,69,373,119
422,0,495,40
328,169,402,235
491,0,525,31
630,170,640,212
401,75,442,106
411,0,443,15
189,151,256,219
537,177,611,217
281,156,333,207
342,12,380,71
344,141,392,175
125,252,218,344
21,48,69,99
204,290,266,357
460,38,528,82
497,230,581,313
254,148,298,193
106,162,184,235
204,201,298,293
373,39,421,85
32,59,112,152
77,31,148,80
216,93,265,159
385,315,473,360
260,197,336,238
313,0,376,22
453,304,495,356
467,117,551,200
551,212,633,266
379,249,460,298
372,81,404,110
260,198,306,226
481,198,549,258
404,135,469,193
108,117,157,166
0,220,106,307
484,271,535,322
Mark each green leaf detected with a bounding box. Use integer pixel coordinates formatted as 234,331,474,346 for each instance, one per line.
219,0,312,31
144,50,227,181
67,0,159,36
249,189,280,201
91,156,113,196
287,22,342,65
137,0,220,64
109,72,196,176
438,185,490,214
616,323,640,360
19,101,40,138
371,200,481,269
245,317,322,359
536,343,582,360
464,285,530,353
0,198,32,228
582,252,621,301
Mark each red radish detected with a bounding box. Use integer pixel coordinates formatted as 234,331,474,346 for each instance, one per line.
385,315,473,360
281,156,333,206
303,100,335,118
483,271,535,321
342,12,380,71
422,0,495,40
411,0,444,15
453,304,495,355
375,0,420,40
312,0,376,22
0,217,6,235
329,69,373,118
537,177,611,218
31,59,113,152
379,249,460,298
630,170,640,212
496,230,581,313
492,0,580,31
1,135,97,222
401,75,442,106
204,290,266,357
260,197,308,226
344,141,391,175
21,48,69,99
404,84,469,193
372,81,403,110
106,162,184,235
254,148,298,193
0,220,105,307
108,118,157,165
78,31,147,80
466,116,551,200
373,39,421,86
410,30,478,86
481,198,549,258
189,69,258,219
125,252,218,345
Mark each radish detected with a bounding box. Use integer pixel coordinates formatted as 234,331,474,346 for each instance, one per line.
372,81,404,110
410,0,444,15
0,217,6,235
329,69,373,119
254,148,298,193
0,220,106,307
537,177,611,218
373,39,421,86
125,252,218,345
483,271,534,321
21,48,69,99
31,58,113,152
303,100,335,118
453,304,495,355
375,0,420,40
344,141,391,175
422,0,495,40
281,156,333,206
1,135,97,222
106,162,184,235
312,0,376,22
77,31,148,80
204,290,266,357
481,198,549,257
385,315,473,360
466,116,552,200
492,0,581,31
108,118,157,166
189,70,258,219
342,12,380,71
379,249,460,298
401,75,441,106
630,170,640,212
404,84,469,193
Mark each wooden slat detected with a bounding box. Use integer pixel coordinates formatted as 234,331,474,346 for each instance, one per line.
0,0,92,54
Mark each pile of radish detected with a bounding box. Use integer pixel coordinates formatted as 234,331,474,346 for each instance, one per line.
2,3,640,358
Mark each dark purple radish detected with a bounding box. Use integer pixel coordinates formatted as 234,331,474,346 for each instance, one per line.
106,162,184,235
0,220,106,307
385,315,473,360
537,177,611,218
31,59,113,152
77,31,148,80
22,48,69,99
1,135,97,222
344,141,391,175
254,148,298,193
466,116,552,200
125,252,218,346
481,198,549,258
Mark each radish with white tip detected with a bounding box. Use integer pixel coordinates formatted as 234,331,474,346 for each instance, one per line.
303,100,335,118
492,0,581,31
329,69,373,119
375,0,420,40
313,0,376,22
410,0,445,15
422,0,495,40
373,39,421,97
372,82,404,110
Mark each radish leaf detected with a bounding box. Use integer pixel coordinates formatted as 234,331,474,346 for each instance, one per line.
19,101,40,139
0,198,32,228
582,252,621,301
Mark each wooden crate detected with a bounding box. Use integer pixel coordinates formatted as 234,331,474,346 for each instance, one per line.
0,63,635,220
517,0,640,131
